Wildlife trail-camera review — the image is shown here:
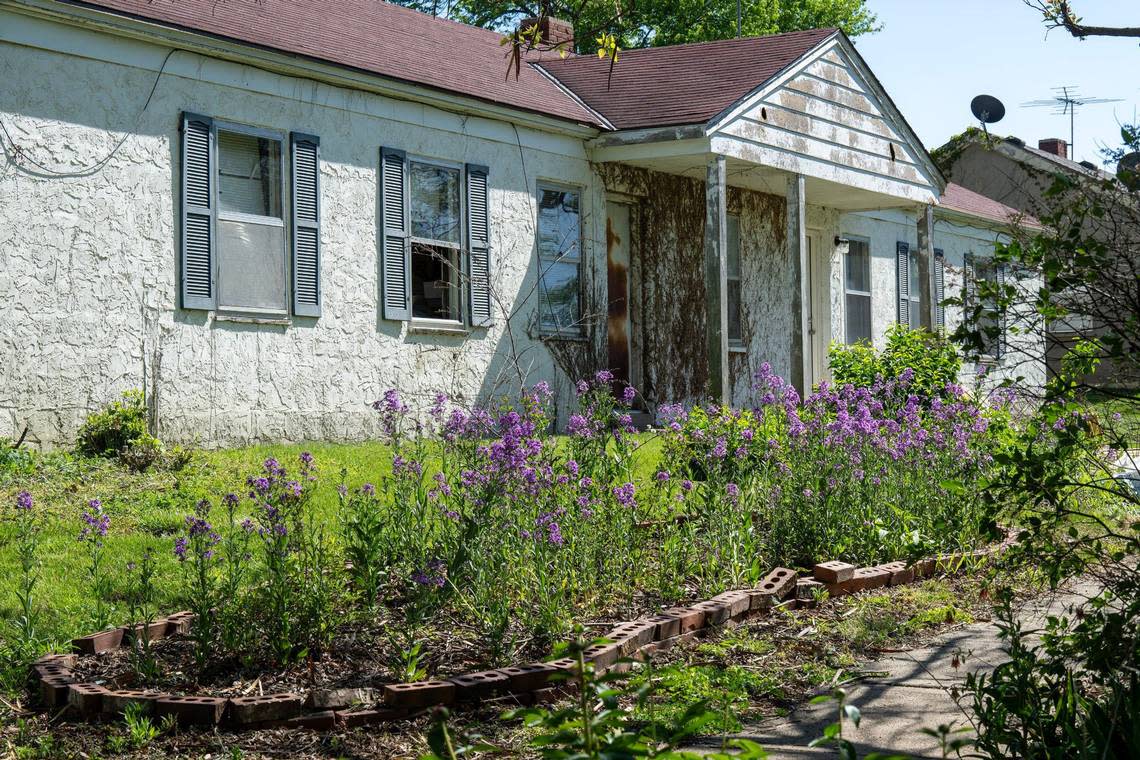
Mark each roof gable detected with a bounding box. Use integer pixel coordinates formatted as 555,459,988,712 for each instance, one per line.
707,34,942,206
60,0,599,126
536,28,836,130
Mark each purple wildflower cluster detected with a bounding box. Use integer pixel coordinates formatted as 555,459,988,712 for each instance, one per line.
78,499,110,544
412,558,447,588
15,490,32,512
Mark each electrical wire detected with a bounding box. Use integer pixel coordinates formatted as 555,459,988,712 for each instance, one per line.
0,48,179,179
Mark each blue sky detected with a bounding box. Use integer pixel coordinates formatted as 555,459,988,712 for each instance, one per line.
852,0,1139,166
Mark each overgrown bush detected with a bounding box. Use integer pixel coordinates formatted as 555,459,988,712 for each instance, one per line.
76,390,148,458
829,324,961,402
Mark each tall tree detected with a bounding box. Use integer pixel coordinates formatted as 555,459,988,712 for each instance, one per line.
394,0,879,54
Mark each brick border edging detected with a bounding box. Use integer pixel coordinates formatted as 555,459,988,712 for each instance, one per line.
32,534,1017,731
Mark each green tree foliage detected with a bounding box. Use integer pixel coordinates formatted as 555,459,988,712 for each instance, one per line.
394,0,879,54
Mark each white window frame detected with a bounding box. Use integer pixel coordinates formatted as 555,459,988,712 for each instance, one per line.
536,180,584,337
726,214,744,350
843,236,872,344
408,156,465,328
966,253,1003,362
214,120,288,317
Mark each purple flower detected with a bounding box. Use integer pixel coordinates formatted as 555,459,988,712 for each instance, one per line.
681,479,694,492
79,500,110,542
412,559,447,588
361,483,376,497
594,369,614,385
15,490,32,512
726,482,740,503
654,470,671,482
613,482,636,507
621,385,637,404
173,536,188,561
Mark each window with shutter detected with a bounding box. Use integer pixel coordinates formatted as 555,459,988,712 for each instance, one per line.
843,238,872,344
896,241,922,328
726,214,743,346
291,133,321,317
180,113,216,310
466,164,492,327
933,248,945,330
380,148,411,321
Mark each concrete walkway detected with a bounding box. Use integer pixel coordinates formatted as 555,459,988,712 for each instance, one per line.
685,581,1098,759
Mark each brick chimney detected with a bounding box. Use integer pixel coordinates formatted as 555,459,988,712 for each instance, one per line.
1038,138,1068,159
519,16,574,48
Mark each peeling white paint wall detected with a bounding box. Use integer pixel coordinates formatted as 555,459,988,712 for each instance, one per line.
0,11,605,448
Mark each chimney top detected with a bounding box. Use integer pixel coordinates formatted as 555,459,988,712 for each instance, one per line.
1038,138,1068,160
519,16,574,49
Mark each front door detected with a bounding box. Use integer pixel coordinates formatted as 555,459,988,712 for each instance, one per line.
806,230,831,388
606,201,633,385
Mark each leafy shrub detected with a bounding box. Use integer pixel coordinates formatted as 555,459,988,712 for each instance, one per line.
829,324,961,401
76,390,149,458
117,433,163,473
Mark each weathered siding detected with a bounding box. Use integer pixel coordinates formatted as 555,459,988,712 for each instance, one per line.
710,39,939,206
0,10,606,448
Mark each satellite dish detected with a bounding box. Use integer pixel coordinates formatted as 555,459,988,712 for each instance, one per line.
1119,152,1140,190
971,94,1006,136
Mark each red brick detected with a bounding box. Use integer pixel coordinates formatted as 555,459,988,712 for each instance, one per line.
606,621,657,655
102,690,164,716
287,710,337,730
498,662,564,693
813,560,855,584
852,566,891,591
34,662,73,680
889,565,916,586
691,599,732,626
796,578,825,602
710,590,751,618
582,642,623,670
155,695,228,726
307,687,376,710
67,683,107,716
165,611,196,636
646,613,682,640
748,588,777,611
913,558,937,578
382,680,456,708
40,675,75,708
229,693,303,724
449,670,509,700
757,567,798,600
663,606,706,634
72,628,124,654
34,653,77,670
122,619,169,644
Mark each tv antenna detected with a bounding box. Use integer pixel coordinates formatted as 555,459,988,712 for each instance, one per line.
1021,86,1122,157
970,94,1006,136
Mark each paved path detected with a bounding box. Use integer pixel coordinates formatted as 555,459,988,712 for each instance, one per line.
685,581,1098,759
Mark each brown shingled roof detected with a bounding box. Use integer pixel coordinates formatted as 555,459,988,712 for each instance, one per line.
938,182,1041,229
68,0,599,126
537,28,837,129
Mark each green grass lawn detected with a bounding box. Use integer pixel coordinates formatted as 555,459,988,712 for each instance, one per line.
0,435,667,652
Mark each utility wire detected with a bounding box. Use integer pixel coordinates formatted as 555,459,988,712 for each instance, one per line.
0,48,179,179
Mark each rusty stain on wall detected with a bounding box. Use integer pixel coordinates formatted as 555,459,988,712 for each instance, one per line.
606,214,630,383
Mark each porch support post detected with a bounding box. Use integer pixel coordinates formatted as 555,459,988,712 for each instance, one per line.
918,204,936,329
704,154,730,405
787,173,810,395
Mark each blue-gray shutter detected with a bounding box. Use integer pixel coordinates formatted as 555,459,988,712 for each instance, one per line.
180,112,215,310
466,164,492,327
996,263,1008,358
933,248,945,329
291,133,321,317
380,147,411,321
896,241,909,326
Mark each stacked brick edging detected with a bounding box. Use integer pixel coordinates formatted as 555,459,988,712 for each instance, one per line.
33,534,1016,731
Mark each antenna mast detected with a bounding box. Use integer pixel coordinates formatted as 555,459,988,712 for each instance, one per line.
1021,86,1122,157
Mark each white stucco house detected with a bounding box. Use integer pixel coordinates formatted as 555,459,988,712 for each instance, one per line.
0,0,1042,448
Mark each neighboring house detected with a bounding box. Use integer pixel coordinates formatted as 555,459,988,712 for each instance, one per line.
937,130,1135,386
0,0,1038,448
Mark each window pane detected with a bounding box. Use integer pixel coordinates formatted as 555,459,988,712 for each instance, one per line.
845,240,869,292
727,280,742,343
538,188,580,261
218,219,286,311
846,293,871,344
539,260,580,331
411,163,461,244
726,215,741,278
909,251,922,297
218,131,281,218
411,243,458,320
909,299,923,329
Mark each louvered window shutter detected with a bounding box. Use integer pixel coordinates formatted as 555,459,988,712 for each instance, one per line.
933,248,945,330
180,113,216,310
291,133,321,317
466,164,492,327
380,148,411,321
896,241,909,326
996,263,1008,358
